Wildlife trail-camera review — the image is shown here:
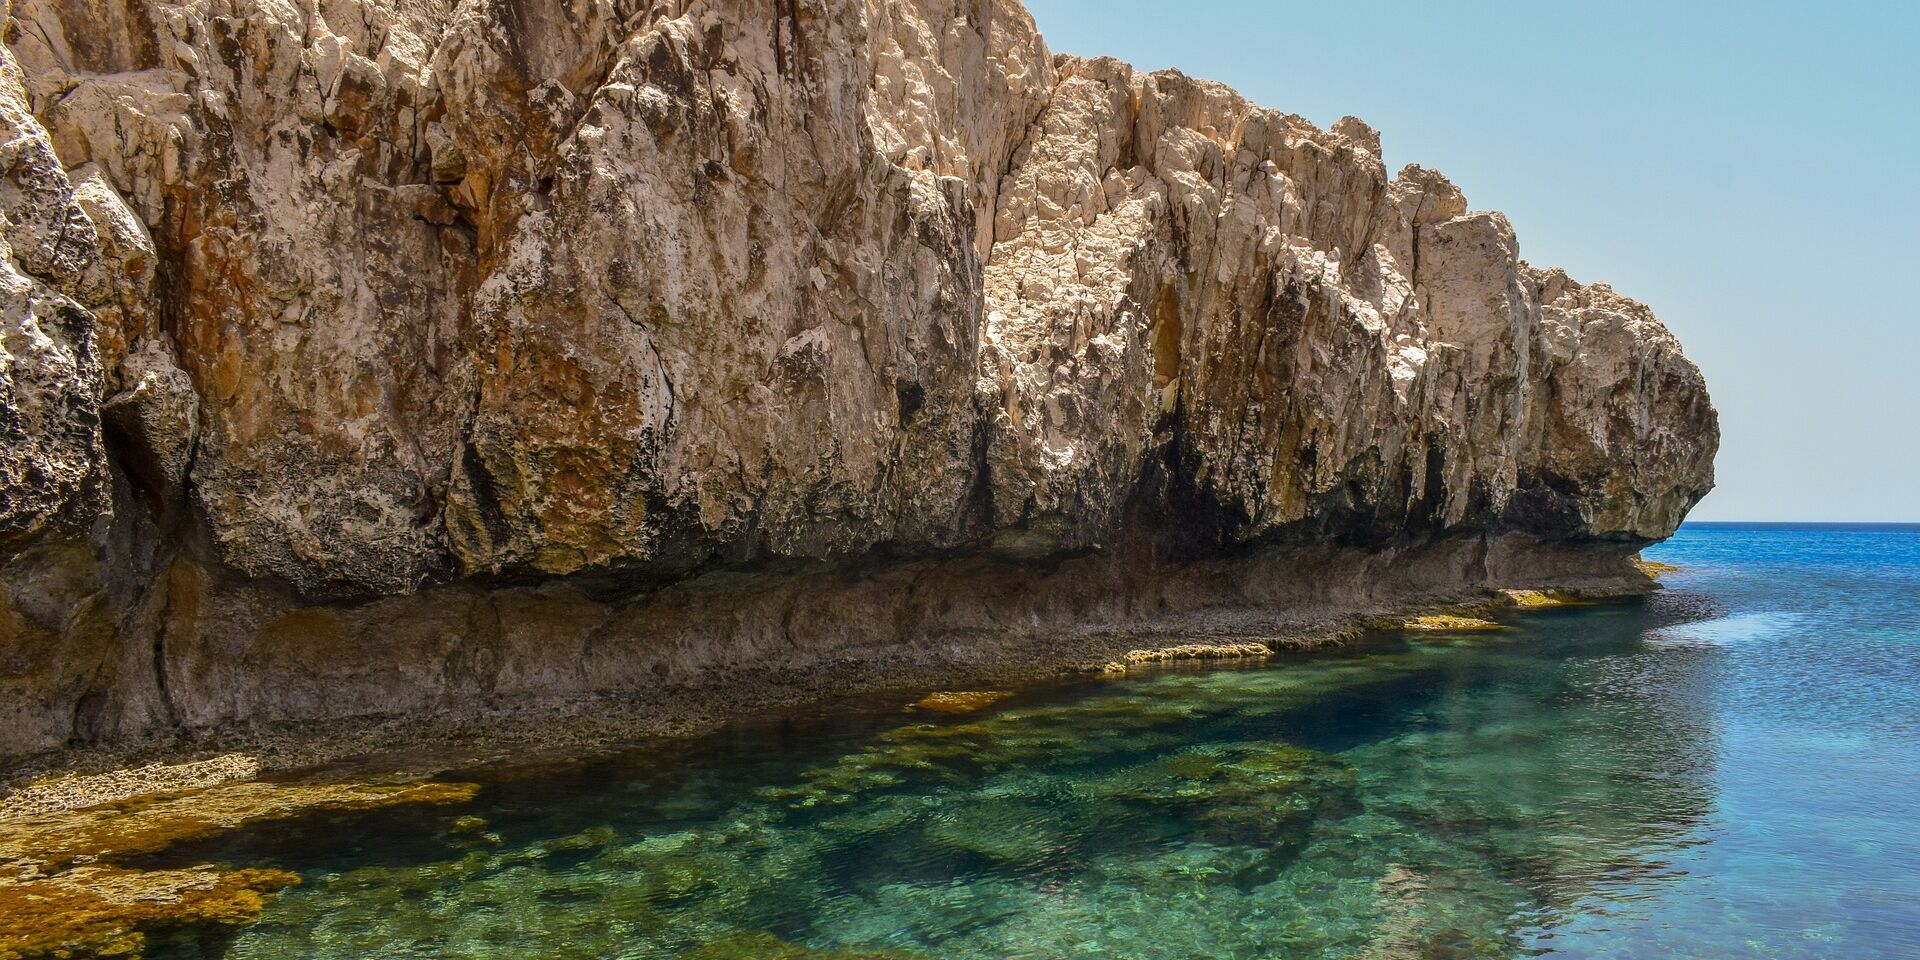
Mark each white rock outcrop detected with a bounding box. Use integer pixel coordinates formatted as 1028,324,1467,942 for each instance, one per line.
0,0,1716,757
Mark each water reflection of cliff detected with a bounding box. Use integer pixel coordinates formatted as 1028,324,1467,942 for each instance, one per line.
1339,594,1724,957
177,601,1725,960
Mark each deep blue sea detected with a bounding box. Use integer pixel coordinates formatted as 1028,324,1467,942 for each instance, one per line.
158,523,1920,959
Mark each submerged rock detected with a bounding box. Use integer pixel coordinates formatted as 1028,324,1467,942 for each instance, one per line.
1399,615,1505,633
681,931,927,960
0,0,1717,757
0,862,301,960
1501,589,1591,609
906,691,1015,714
0,776,479,958
1123,643,1274,665
139,627,1720,958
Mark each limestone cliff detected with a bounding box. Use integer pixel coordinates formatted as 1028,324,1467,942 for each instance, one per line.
0,0,1716,759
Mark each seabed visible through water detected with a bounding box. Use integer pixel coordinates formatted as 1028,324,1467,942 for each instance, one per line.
81,525,1920,959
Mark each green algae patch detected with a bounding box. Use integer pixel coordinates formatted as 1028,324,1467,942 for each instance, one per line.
923,798,1067,866
537,825,619,854
177,604,1743,959
447,815,491,837
905,691,1013,714
681,931,927,959
0,778,479,958
1088,742,1358,849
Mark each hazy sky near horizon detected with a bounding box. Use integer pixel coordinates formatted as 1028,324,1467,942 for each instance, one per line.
1025,0,1918,522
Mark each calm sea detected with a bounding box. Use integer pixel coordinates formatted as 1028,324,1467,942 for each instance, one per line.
152,522,1920,959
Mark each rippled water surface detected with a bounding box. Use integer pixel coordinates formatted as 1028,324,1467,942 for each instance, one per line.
160,524,1920,959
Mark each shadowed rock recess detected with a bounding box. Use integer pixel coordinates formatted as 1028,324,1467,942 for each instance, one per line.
0,0,1715,759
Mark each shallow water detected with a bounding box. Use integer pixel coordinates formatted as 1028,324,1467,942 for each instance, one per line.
155,523,1920,959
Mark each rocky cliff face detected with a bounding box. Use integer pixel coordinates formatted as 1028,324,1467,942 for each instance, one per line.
0,0,1715,759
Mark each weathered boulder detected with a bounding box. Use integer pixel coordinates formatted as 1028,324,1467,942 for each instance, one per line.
0,46,109,558
0,0,1716,757
980,58,1715,552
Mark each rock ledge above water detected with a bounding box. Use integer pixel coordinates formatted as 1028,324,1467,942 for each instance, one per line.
0,0,1716,759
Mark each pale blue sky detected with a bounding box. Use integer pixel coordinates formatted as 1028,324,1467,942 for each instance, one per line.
1026,0,1918,522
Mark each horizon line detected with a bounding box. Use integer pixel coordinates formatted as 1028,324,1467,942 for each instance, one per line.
1680,519,1920,527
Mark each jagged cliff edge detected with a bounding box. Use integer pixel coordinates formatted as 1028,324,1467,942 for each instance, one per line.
0,0,1716,759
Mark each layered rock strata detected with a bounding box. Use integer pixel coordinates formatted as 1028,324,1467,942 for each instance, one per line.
0,0,1716,759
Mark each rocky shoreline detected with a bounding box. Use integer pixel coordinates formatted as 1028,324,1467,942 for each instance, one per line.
3,549,1656,802
1,566,1653,959
3,549,1666,960
3,0,1714,764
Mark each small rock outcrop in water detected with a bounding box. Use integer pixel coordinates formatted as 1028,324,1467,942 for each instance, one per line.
0,0,1716,758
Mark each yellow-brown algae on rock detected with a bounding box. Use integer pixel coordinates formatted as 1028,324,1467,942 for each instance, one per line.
1122,642,1272,665
1399,615,1504,633
906,691,1015,714
1633,557,1681,577
0,754,262,820
0,777,480,958
447,815,491,836
1501,589,1590,610
0,863,300,960
7,780,480,867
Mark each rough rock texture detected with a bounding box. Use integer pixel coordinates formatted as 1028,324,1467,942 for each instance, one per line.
0,0,1716,759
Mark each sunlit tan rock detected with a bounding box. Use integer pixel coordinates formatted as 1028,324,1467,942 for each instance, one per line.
0,0,1717,758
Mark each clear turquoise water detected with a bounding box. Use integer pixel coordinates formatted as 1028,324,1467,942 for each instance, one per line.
157,523,1920,959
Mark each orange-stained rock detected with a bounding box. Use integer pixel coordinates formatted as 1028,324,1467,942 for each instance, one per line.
0,0,1717,758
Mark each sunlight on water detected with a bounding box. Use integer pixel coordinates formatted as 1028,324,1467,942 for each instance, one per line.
146,524,1920,959
1647,610,1802,647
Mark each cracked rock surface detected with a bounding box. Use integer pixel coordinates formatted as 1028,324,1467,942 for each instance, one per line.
0,0,1716,759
